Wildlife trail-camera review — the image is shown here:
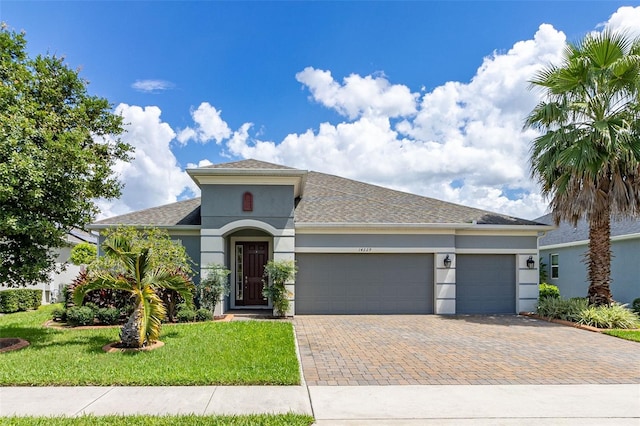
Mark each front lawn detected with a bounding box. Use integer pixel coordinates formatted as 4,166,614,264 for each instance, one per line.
603,329,640,343
0,305,299,386
0,414,314,426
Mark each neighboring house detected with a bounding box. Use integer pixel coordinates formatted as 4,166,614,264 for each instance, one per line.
537,214,639,305
90,159,550,316
0,229,97,304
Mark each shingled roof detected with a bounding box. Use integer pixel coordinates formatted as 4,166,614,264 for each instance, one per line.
93,160,543,227
537,213,640,246
93,197,201,227
297,171,539,225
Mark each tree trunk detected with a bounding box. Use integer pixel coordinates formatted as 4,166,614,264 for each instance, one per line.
119,306,143,348
587,213,613,306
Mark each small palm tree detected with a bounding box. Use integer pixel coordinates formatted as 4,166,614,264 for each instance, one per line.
73,235,194,348
526,31,640,306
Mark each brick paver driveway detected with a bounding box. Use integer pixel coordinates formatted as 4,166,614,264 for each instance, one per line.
294,315,640,386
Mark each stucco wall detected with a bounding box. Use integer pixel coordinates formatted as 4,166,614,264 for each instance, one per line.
540,239,639,304
200,184,295,230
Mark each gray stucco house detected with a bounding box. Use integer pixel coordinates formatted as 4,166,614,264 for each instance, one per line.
91,159,550,315
537,214,639,305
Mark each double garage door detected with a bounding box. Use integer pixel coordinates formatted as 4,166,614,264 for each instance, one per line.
295,253,516,315
296,253,434,314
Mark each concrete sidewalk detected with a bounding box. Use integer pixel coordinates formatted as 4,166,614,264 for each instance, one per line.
1,384,639,424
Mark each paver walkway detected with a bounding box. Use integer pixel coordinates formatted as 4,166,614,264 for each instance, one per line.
294,315,640,386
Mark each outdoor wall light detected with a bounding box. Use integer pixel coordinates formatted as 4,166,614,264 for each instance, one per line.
526,256,535,269
443,254,452,268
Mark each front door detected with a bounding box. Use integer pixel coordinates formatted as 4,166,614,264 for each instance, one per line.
236,241,268,306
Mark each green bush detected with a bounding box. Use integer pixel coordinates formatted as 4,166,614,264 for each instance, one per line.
262,260,297,317
51,307,67,322
632,298,640,315
0,289,42,313
196,308,213,322
538,283,560,300
95,307,121,325
176,308,196,323
537,297,588,322
69,242,97,265
577,304,640,329
65,306,95,326
197,263,231,314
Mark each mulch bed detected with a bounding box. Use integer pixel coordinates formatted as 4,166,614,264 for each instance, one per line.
0,337,30,353
520,312,604,332
102,340,165,353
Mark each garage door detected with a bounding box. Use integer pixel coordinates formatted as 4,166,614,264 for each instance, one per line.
295,253,434,314
456,254,516,314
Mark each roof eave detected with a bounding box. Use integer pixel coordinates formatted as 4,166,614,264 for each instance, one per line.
88,224,202,232
295,222,554,231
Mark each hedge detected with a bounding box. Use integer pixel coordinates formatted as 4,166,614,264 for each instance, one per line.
0,289,42,313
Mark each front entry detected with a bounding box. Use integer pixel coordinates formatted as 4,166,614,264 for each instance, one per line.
235,241,268,306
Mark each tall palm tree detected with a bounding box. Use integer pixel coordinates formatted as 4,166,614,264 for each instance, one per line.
526,31,640,306
73,235,194,348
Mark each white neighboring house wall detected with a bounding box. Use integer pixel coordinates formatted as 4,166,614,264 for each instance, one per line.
0,230,96,305
47,246,83,304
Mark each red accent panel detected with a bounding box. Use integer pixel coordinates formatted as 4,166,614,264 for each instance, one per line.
242,192,253,211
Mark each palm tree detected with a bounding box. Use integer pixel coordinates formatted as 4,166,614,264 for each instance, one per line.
526,31,640,306
73,235,194,348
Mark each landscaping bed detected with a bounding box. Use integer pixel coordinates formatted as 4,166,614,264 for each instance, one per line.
0,305,300,386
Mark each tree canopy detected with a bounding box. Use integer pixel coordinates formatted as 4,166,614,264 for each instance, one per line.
526,30,640,305
0,24,132,287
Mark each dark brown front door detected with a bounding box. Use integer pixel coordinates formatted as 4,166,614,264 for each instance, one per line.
240,241,268,306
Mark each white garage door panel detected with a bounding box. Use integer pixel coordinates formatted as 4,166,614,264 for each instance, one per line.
296,253,434,314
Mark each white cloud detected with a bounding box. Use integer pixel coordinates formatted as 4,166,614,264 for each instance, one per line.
131,79,174,93
296,67,418,120
95,104,197,219
186,159,214,169
224,23,572,219
177,102,232,145
603,6,640,37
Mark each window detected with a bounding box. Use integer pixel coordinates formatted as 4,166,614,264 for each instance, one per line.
550,254,559,279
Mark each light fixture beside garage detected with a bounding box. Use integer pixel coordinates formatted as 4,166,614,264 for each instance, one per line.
443,254,452,268
526,256,535,269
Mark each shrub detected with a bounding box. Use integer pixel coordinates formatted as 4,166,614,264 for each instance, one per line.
51,307,67,322
69,242,97,265
537,297,588,322
538,283,560,300
95,307,121,325
176,308,196,323
65,306,95,326
262,260,297,317
0,289,42,313
66,269,133,311
196,308,213,322
197,264,231,314
577,304,640,329
632,298,640,315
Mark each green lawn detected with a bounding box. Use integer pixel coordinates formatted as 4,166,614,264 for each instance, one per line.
0,305,300,386
0,414,314,426
603,329,640,342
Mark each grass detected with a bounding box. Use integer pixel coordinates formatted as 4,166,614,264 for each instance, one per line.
603,329,640,343
0,305,300,386
0,414,314,425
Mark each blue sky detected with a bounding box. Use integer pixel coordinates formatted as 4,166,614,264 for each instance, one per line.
2,1,639,219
